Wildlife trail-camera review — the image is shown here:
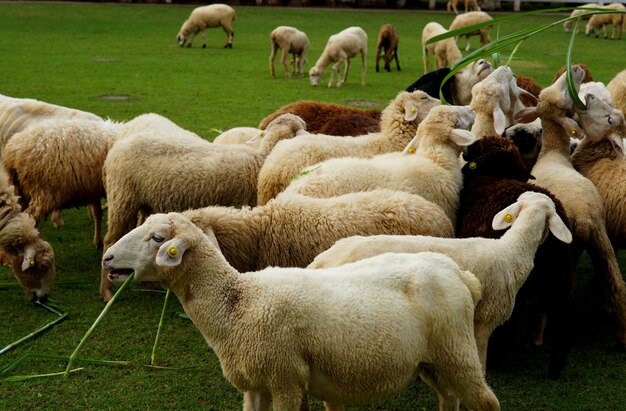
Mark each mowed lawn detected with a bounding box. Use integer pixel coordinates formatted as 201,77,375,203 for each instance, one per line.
0,2,625,410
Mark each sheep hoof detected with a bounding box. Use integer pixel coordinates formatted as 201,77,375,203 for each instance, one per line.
376,67,380,72
202,44,206,48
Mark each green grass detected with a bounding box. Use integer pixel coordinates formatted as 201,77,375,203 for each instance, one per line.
0,3,625,409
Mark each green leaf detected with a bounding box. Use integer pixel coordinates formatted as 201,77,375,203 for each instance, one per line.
566,19,586,110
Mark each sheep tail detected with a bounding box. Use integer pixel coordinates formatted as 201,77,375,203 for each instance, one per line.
457,269,482,307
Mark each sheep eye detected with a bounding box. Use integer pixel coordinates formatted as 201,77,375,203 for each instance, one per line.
420,96,429,100
607,115,613,125
151,234,164,243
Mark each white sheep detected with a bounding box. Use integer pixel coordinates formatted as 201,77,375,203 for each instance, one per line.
100,114,306,301
308,26,367,88
0,165,55,302
449,11,493,52
470,66,537,138
103,212,499,410
269,26,309,78
607,68,626,118
584,3,626,40
515,65,626,349
284,105,476,227
176,4,236,49
563,3,598,33
422,22,463,75
212,126,265,149
256,90,441,205
310,191,572,376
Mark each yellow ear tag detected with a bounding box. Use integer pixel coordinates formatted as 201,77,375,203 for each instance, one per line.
570,129,577,136
259,131,265,138
167,246,179,259
469,162,477,170
504,213,514,223
29,258,35,267
407,146,416,154
410,107,417,114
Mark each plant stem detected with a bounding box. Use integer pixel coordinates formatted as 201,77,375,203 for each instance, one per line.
150,289,170,366
0,313,69,356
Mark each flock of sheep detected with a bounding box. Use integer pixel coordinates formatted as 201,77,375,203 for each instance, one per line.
2,3,626,410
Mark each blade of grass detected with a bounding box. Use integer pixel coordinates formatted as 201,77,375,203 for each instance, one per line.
63,273,134,377
150,289,170,367
0,313,68,356
566,19,586,110
4,368,83,382
1,352,129,376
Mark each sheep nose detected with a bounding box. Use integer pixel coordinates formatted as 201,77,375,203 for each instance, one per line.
102,254,114,263
38,293,49,303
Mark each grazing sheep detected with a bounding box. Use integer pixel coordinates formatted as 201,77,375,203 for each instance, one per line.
607,68,626,117
563,3,598,33
284,105,477,227
470,66,538,138
585,3,626,40
100,115,305,301
449,11,493,52
0,166,55,302
103,212,499,411
309,26,367,88
256,90,440,205
258,100,381,134
406,58,493,105
422,22,463,75
447,0,481,14
515,65,626,349
310,191,572,378
176,4,236,49
375,24,400,72
269,26,309,78
317,113,380,136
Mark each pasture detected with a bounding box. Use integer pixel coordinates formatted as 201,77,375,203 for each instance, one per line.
0,2,625,409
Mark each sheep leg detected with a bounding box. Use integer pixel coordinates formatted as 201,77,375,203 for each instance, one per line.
322,402,345,411
280,48,291,78
473,324,491,375
375,46,382,72
222,23,234,48
329,61,342,88
418,364,461,411
342,59,351,87
187,31,196,48
360,50,366,86
51,210,64,228
270,390,304,411
89,202,103,250
243,391,272,411
201,29,207,48
423,49,430,74
394,49,401,71
269,44,278,77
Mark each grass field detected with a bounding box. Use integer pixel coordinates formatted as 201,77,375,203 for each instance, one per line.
0,2,625,410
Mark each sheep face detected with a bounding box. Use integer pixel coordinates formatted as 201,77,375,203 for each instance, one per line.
9,240,56,302
177,32,189,47
308,67,322,86
576,93,626,152
453,59,493,105
462,135,533,181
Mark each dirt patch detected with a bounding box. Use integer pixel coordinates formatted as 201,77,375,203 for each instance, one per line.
344,99,383,108
99,94,130,101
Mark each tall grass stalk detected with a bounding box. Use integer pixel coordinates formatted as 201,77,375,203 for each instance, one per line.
150,289,170,367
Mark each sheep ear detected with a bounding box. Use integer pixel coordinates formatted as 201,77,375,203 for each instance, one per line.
493,106,507,136
156,238,189,267
204,229,222,253
402,134,419,154
548,212,572,244
608,133,624,156
21,246,36,271
518,88,538,107
492,202,522,231
556,116,583,139
404,105,419,122
449,129,476,146
246,130,265,145
515,107,539,124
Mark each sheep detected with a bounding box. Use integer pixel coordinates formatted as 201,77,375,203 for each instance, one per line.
584,3,626,40
515,75,543,100
176,4,236,49
502,118,542,173
256,90,441,205
283,105,477,227
447,0,481,14
258,100,381,134
310,191,572,379
269,26,309,78
470,66,538,138
309,26,367,88
100,114,306,300
515,65,626,350
317,113,380,136
212,126,265,149
422,22,463,75
375,24,400,73
0,166,55,302
552,63,594,84
449,11,493,52
607,68,626,118
406,58,493,105
563,3,598,33
102,212,499,411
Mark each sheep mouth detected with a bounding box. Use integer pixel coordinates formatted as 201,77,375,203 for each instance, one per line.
107,268,134,284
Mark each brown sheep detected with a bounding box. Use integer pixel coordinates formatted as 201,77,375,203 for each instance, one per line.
375,24,400,73
318,114,380,136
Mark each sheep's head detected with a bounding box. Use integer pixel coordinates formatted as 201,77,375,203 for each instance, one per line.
403,105,476,154
492,191,572,244
383,90,440,129
103,213,217,288
462,135,533,181
308,67,322,87
502,118,542,171
576,93,626,155
452,59,493,105
249,114,308,153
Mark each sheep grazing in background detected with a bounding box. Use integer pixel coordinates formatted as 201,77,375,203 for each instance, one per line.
0,166,55,302
563,3,598,33
176,3,236,49
375,24,400,72
449,11,493,52
447,0,481,14
406,58,493,105
607,68,626,117
103,212,499,411
284,105,476,227
585,3,626,40
470,66,538,138
258,100,381,134
422,22,463,75
310,191,572,379
269,26,309,78
309,26,367,88
515,65,626,350
256,90,440,205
